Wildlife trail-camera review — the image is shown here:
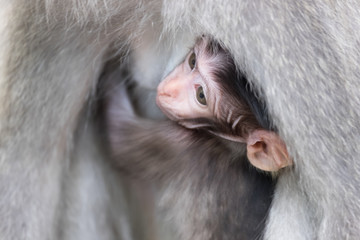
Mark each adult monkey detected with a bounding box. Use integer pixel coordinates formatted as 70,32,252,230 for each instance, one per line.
0,1,359,240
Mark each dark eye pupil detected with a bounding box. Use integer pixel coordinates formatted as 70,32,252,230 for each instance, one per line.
189,52,196,70
196,86,207,105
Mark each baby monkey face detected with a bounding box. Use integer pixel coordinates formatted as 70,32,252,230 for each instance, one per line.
156,42,220,123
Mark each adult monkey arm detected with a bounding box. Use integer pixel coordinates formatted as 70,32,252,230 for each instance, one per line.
162,1,360,239
0,1,359,240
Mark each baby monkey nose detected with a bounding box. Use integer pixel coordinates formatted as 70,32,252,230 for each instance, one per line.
158,77,181,98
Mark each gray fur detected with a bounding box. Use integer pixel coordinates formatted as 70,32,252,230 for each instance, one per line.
0,0,359,239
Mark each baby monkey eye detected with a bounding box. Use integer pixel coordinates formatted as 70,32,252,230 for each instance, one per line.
188,52,196,70
196,86,207,105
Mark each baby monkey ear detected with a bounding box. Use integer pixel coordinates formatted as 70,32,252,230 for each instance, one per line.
246,130,292,172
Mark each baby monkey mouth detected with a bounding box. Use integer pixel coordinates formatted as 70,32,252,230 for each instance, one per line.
157,91,171,97
155,95,180,121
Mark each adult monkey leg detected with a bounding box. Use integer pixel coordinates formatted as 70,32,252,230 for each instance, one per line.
0,1,360,240
0,1,169,240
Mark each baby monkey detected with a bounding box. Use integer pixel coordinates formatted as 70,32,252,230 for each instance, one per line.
102,36,292,239
157,37,291,171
